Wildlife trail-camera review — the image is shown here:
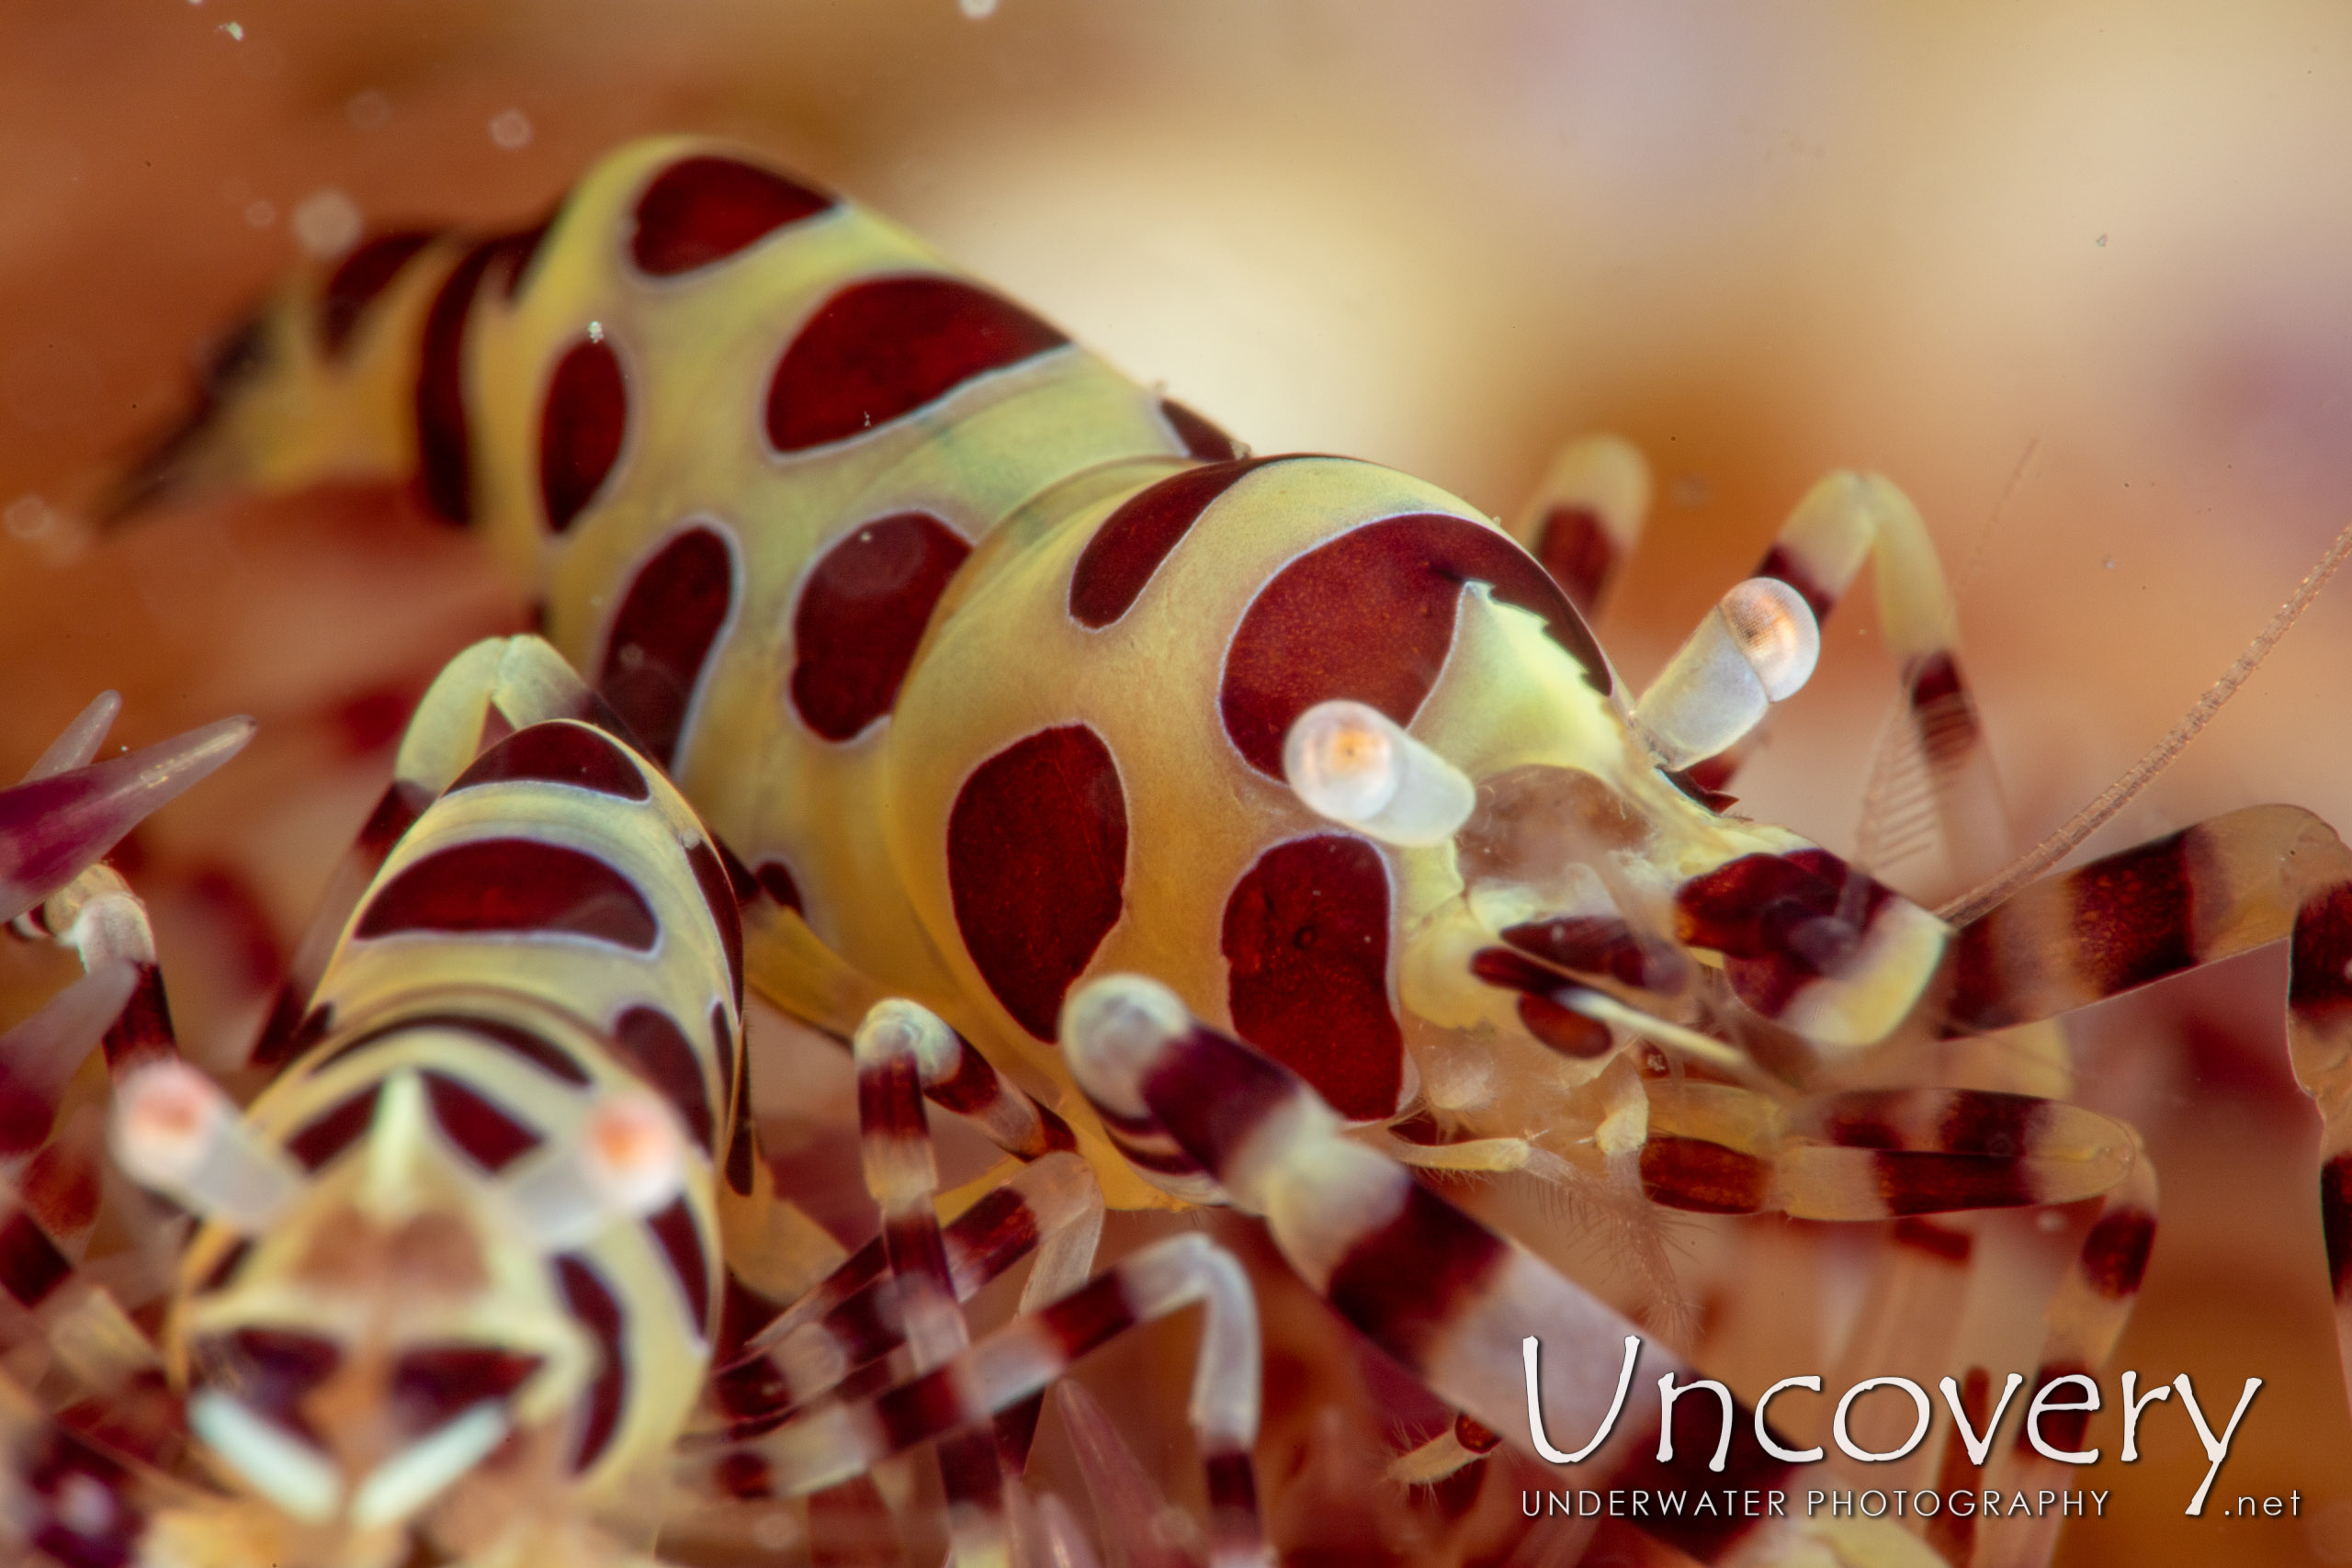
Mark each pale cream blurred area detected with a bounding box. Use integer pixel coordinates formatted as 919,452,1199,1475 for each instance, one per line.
4,4,2352,1564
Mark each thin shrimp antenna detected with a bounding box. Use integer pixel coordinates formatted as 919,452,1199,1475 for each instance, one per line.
1959,436,2039,597
1938,519,2352,927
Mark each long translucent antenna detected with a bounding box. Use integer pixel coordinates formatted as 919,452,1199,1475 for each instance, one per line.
1939,519,2352,926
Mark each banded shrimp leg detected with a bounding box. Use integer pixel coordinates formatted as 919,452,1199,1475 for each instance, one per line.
1054,974,1951,1567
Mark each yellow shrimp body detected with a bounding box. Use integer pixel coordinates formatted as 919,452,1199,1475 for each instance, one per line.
154,137,2002,1218
160,715,741,1563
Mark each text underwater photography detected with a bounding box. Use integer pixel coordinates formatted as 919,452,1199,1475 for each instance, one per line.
3,4,2352,1567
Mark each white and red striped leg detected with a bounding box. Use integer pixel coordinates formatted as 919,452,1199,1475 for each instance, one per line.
1976,1138,2158,1567
1708,473,2002,892
1942,803,2352,1422
1503,434,1649,620
850,1000,1011,1565
0,1365,177,1568
695,1229,1268,1568
1057,975,1949,1567
716,1150,1098,1430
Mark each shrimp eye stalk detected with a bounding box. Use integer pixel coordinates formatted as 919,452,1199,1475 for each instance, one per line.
1630,577,1820,770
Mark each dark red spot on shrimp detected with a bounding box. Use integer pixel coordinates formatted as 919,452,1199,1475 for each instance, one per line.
0,1058,57,1156
680,845,745,1012
2290,882,2352,1029
1325,1181,1507,1368
1220,834,1401,1122
538,336,628,535
2080,1206,2156,1299
1160,398,1245,461
630,156,832,276
614,1006,714,1150
1467,947,1615,1054
765,276,1069,454
100,964,175,1071
451,722,649,801
1894,1217,1973,1263
286,1085,382,1172
1219,511,1609,777
422,1070,541,1172
0,1210,70,1307
1757,544,1835,622
318,230,435,357
647,1197,714,1332
1641,1136,1770,1214
1517,993,1612,1058
2065,831,2198,997
725,1110,759,1196
1905,650,1981,768
189,1329,342,1441
1935,1090,2041,1158
555,1256,627,1472
2322,1155,2352,1299
413,238,506,525
356,839,658,951
313,1011,589,1087
1502,914,1679,991
598,525,736,769
1533,504,1616,614
1069,459,1267,628
390,1346,542,1436
753,859,803,914
948,726,1126,1041
789,513,970,741
1674,847,1898,1020
1871,1153,2036,1214
709,1003,738,1118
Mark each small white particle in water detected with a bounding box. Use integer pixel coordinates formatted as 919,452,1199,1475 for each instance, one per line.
586,321,605,344
489,109,534,151
2096,233,2109,247
2037,1210,2066,1233
291,188,362,258
959,0,999,17
2102,556,2115,570
243,198,276,229
346,89,391,130
5,495,52,539
218,19,242,39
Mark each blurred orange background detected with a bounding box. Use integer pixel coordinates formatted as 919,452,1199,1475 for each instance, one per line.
2,4,2350,1562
